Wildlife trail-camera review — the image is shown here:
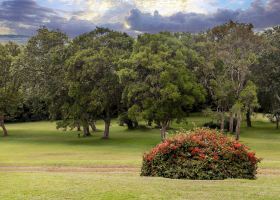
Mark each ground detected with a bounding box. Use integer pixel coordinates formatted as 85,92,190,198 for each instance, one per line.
0,114,280,199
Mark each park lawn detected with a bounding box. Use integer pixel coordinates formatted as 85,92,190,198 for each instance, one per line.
0,115,209,167
1,114,280,199
1,172,280,200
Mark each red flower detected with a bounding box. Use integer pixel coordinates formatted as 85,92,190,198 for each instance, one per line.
213,155,219,160
247,152,257,163
199,153,206,159
191,147,202,155
233,142,242,149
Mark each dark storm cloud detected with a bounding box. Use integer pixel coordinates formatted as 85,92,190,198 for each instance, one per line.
0,0,129,36
0,0,100,36
126,0,280,33
0,0,280,36
0,0,56,24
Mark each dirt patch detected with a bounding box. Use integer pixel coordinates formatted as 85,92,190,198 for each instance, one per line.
0,166,279,176
258,168,280,175
0,166,140,173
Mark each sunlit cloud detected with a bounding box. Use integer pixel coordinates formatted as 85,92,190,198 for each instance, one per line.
134,0,217,15
0,23,14,34
0,0,279,37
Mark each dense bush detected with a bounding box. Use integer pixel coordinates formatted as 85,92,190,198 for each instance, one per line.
141,128,260,180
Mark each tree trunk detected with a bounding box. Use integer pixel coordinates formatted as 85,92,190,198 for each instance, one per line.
103,119,110,139
155,121,161,128
235,113,242,141
160,121,169,141
246,109,252,128
90,121,97,132
220,112,225,132
229,112,234,133
77,122,81,131
0,116,8,137
82,122,91,137
276,119,279,129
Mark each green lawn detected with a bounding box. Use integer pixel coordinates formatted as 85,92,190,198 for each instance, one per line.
1,115,280,199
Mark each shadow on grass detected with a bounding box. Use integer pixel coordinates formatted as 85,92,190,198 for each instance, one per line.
0,126,161,148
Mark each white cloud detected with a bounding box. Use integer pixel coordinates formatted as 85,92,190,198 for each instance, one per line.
0,23,15,35
134,0,218,15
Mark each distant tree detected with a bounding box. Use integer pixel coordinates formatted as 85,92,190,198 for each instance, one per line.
209,61,235,132
23,27,69,118
239,81,259,128
273,110,280,129
119,33,205,140
209,22,262,139
0,43,22,136
255,26,280,129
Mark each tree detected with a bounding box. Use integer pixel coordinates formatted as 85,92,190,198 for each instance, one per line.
255,26,280,129
239,81,259,128
65,28,134,139
0,43,22,136
209,22,262,139
119,33,205,140
273,109,280,129
23,27,68,104
208,61,235,132
22,27,71,127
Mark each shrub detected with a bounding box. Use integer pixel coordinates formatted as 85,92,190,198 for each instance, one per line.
141,128,260,180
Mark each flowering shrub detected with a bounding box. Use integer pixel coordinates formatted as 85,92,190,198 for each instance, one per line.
141,128,261,180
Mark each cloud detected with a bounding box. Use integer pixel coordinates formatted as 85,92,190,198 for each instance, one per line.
0,22,15,34
0,0,279,37
0,0,57,24
0,0,101,36
0,0,135,36
0,0,60,35
125,0,280,33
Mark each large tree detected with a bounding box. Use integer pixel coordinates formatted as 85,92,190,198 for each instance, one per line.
22,28,70,128
209,22,262,139
119,33,205,140
255,26,280,128
65,28,134,138
0,43,22,136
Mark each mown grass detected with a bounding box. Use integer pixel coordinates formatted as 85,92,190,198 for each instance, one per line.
1,172,280,200
0,114,280,199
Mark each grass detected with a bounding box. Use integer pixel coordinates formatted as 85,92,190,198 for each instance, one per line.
0,114,280,199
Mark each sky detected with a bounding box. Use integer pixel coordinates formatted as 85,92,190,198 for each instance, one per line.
0,0,279,37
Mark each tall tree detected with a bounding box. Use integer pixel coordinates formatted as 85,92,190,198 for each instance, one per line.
119,33,205,140
209,22,262,139
65,28,134,138
23,27,69,125
255,26,280,129
0,43,22,136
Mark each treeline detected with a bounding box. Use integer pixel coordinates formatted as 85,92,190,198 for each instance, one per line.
0,21,280,140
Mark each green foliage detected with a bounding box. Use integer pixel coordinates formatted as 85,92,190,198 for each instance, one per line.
0,43,22,117
255,26,280,128
141,128,260,180
22,27,69,119
64,28,134,138
239,81,259,111
120,33,205,139
118,112,138,129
